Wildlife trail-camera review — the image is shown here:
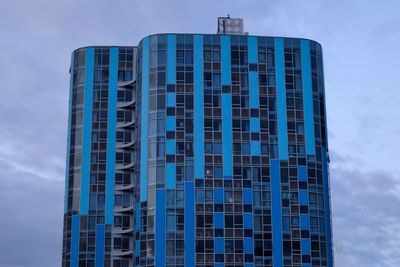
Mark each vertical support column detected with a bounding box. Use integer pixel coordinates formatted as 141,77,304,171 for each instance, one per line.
274,38,288,161
80,47,94,215
140,38,150,202
301,40,316,155
156,189,166,266
64,52,74,213
105,47,118,224
271,160,283,267
70,215,80,267
221,35,233,178
194,34,204,179
95,224,105,267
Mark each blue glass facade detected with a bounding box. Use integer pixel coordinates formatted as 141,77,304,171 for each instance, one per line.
63,32,333,267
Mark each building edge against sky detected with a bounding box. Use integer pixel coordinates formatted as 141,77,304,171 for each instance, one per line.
62,17,333,267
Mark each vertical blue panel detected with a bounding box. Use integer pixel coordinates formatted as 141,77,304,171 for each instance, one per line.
156,189,166,266
70,215,80,267
301,40,316,155
166,92,176,107
64,52,74,213
140,38,149,202
300,214,310,229
274,38,288,160
250,117,260,132
248,36,258,63
167,34,176,84
249,71,259,109
215,212,224,228
251,141,261,156
215,238,224,253
166,116,176,131
271,160,283,267
298,166,307,181
194,35,204,178
214,188,223,204
221,35,231,85
222,93,233,178
95,224,105,267
301,238,311,254
80,47,94,214
243,213,253,229
243,188,253,204
166,163,176,189
105,47,118,224
299,191,309,205
322,147,333,267
135,203,140,259
185,182,195,266
244,237,254,254
166,140,176,154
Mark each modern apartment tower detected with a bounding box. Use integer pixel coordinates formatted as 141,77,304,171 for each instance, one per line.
62,17,333,267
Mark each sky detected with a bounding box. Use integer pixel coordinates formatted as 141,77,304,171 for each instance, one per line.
0,0,399,266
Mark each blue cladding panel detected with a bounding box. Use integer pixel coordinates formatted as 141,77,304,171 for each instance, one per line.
167,35,176,84
156,190,166,266
322,147,334,267
300,214,310,229
166,92,176,107
301,238,311,254
221,35,231,85
185,182,195,266
166,163,176,189
244,237,254,253
166,140,176,154
243,213,253,229
135,202,140,231
222,93,233,178
251,141,261,156
95,224,105,267
70,215,80,267
215,212,224,228
194,35,204,178
215,238,224,253
248,36,258,63
214,188,223,204
274,38,288,160
105,47,118,224
250,117,260,132
140,38,149,202
271,160,283,266
301,40,316,155
249,71,259,109
243,188,252,204
166,116,176,131
80,47,94,214
298,166,307,181
65,52,74,213
299,190,309,205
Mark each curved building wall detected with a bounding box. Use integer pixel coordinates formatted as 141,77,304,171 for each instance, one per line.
136,34,333,267
62,46,137,267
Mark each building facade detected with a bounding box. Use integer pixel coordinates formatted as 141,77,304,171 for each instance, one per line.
62,18,333,267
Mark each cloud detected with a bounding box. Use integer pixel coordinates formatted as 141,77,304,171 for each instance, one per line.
331,161,400,267
0,160,64,267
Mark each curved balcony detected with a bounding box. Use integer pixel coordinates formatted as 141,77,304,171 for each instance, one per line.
113,226,134,235
112,249,134,257
117,98,136,108
118,79,135,87
116,161,135,170
114,203,134,213
116,139,135,149
115,183,134,191
117,119,135,129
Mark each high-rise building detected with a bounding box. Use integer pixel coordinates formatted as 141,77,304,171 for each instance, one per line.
62,17,333,267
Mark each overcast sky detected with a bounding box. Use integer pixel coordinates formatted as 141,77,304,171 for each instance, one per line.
1,0,399,266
